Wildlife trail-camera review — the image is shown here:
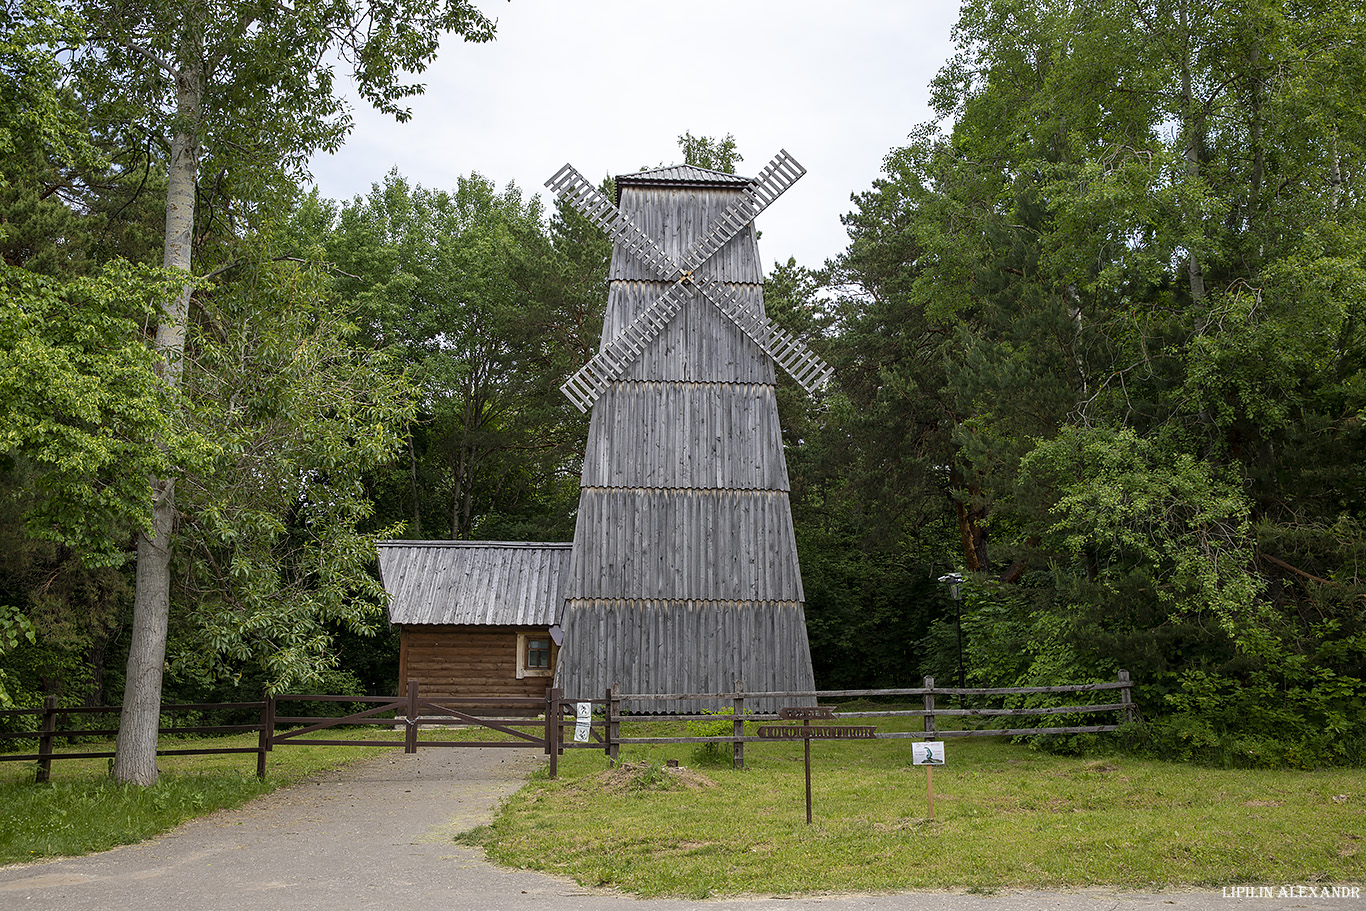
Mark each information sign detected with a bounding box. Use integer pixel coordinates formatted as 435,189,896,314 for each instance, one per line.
757,725,876,740
778,706,836,721
574,701,591,743
912,741,946,765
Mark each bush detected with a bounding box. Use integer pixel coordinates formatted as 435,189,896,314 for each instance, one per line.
1139,668,1366,768
685,709,750,766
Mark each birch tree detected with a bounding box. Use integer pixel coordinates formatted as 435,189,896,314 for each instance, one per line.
65,0,495,785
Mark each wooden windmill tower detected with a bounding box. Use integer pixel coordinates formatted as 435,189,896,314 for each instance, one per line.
545,151,831,711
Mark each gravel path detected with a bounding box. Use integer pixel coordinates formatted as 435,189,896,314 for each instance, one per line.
0,748,1354,911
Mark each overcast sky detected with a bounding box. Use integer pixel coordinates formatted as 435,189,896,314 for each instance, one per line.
308,1,963,271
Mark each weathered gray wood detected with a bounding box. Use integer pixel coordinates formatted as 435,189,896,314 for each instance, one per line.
556,601,815,713
924,676,937,741
554,162,817,713
552,160,829,410
1119,669,1135,723
378,541,569,626
579,383,789,489
568,491,802,600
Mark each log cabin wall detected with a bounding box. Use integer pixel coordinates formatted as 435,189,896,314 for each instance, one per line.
399,624,556,701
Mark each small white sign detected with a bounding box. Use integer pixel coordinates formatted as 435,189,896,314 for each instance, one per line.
912,741,945,765
574,701,592,743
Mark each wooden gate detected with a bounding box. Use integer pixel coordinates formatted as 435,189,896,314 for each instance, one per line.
265,682,566,776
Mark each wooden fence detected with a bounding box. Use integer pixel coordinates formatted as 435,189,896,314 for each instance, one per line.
0,672,1136,780
556,671,1137,769
0,685,558,781
0,697,268,782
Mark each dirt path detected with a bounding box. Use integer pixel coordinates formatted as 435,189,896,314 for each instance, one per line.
0,748,1353,911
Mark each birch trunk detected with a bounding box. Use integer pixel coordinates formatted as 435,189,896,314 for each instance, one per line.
1178,0,1206,304
113,58,201,786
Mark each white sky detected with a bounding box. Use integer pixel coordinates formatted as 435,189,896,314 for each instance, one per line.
307,1,963,271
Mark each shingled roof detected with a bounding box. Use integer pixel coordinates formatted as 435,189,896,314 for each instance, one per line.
613,163,750,204
377,541,570,627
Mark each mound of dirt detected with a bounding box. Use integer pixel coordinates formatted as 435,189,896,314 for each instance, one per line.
592,761,717,793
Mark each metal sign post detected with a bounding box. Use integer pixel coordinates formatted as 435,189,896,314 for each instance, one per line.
758,707,876,824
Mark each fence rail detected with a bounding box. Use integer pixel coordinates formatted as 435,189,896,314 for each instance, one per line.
1,672,1135,780
0,696,269,782
554,671,1136,768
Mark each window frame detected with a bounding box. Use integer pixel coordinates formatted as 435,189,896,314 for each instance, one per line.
516,631,556,679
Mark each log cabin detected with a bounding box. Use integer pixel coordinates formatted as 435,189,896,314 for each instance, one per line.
377,540,569,700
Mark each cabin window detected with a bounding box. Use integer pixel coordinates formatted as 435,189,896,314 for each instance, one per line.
516,631,555,679
526,637,551,668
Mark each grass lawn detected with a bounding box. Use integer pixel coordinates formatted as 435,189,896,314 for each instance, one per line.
461,715,1365,899
4,713,1362,899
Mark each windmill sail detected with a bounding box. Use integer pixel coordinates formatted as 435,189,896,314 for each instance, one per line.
550,154,831,412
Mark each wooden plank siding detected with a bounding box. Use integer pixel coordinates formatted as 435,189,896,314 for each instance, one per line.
399,625,555,702
378,541,569,627
555,165,816,713
556,602,814,713
578,382,789,490
569,489,802,600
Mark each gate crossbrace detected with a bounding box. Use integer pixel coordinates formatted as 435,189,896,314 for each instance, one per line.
417,700,545,744
271,700,405,744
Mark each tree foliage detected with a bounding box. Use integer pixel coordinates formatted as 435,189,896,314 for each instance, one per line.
317,171,593,542
815,0,1366,766
677,131,743,174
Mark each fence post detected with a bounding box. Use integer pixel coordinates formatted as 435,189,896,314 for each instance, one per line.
608,682,620,765
546,688,561,779
543,687,555,757
557,693,565,757
1118,670,1134,724
404,679,419,754
256,693,274,781
603,686,614,762
732,678,745,770
923,676,936,741
36,695,57,783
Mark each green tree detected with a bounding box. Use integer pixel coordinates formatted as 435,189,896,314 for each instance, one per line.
829,0,1366,763
58,0,496,784
170,240,416,690
677,132,743,173
321,172,590,542
0,263,181,565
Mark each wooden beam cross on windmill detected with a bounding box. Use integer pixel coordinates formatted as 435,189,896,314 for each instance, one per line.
545,151,831,712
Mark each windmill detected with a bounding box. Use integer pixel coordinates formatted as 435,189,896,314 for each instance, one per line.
546,151,831,711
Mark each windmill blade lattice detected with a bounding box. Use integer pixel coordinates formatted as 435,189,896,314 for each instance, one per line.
557,281,695,411
545,164,681,282
678,150,807,274
546,151,832,411
691,276,833,393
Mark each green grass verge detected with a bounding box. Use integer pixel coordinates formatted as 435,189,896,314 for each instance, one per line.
462,717,1365,899
0,730,396,866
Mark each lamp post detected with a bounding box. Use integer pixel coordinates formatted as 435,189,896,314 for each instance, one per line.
937,572,965,688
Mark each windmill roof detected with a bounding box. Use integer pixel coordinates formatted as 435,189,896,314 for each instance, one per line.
377,540,570,626
614,164,751,205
